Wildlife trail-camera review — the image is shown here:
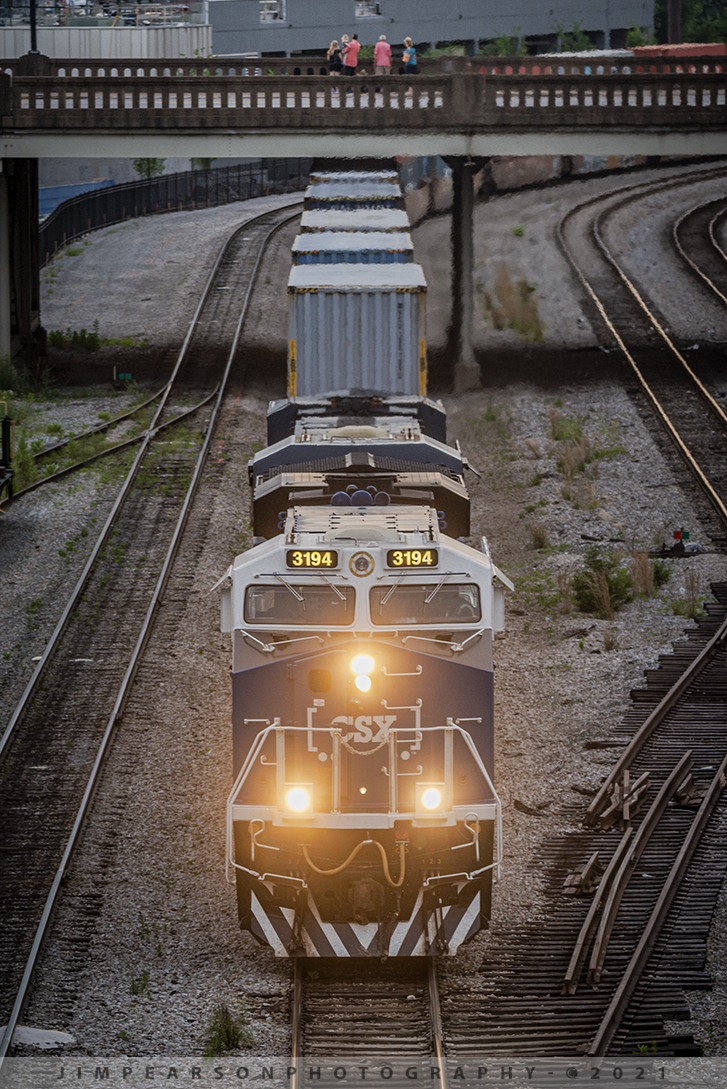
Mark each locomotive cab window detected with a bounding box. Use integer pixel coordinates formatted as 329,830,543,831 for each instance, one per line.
244,584,355,625
369,583,480,625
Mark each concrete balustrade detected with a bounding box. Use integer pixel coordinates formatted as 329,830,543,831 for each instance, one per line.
3,70,726,135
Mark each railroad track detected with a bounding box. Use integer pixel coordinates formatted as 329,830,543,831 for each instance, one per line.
291,959,446,1081
442,588,727,1057
558,164,727,548
0,200,302,1058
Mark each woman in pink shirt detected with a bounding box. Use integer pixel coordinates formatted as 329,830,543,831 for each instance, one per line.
374,35,391,74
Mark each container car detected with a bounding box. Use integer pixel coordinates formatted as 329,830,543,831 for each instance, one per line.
288,264,427,399
292,231,414,265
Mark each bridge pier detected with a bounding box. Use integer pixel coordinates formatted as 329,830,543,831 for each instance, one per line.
446,156,482,393
1,158,44,364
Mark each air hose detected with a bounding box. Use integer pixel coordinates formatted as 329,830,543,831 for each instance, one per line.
302,839,406,888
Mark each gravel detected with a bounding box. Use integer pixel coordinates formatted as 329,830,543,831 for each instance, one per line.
4,172,727,1060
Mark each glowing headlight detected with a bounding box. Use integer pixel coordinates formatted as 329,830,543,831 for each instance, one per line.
286,787,311,813
421,787,442,810
354,674,372,692
351,654,375,676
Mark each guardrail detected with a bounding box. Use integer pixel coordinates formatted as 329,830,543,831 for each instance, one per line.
38,158,310,264
3,69,727,133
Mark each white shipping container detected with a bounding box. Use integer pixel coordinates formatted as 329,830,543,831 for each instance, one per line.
288,265,427,399
309,170,400,186
304,181,404,211
292,231,414,265
301,209,411,233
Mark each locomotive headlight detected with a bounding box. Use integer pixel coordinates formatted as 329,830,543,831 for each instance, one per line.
286,787,311,813
421,787,442,810
351,654,375,693
416,783,447,817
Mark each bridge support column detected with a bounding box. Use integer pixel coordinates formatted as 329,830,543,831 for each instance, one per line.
0,169,10,362
3,158,44,363
447,157,480,392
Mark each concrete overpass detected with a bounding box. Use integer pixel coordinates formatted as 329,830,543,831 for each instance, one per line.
2,52,726,386
2,54,727,159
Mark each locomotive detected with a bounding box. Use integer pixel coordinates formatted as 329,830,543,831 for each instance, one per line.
219,166,511,958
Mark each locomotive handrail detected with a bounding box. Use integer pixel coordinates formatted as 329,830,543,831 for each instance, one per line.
226,722,501,880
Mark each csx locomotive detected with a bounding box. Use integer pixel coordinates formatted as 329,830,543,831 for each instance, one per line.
219,168,511,958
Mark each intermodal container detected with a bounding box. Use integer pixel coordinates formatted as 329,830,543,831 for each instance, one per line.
292,231,413,265
304,181,404,211
300,209,411,233
309,170,400,186
287,264,427,398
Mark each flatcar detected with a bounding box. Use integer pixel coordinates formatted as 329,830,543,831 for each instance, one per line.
219,166,510,957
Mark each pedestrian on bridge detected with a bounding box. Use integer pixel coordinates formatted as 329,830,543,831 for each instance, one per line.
343,33,361,75
374,35,392,74
402,37,418,74
327,39,343,74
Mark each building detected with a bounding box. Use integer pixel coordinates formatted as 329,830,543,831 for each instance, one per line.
209,0,653,58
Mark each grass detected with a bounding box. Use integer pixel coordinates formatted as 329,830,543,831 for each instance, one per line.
480,264,544,342
203,1001,254,1056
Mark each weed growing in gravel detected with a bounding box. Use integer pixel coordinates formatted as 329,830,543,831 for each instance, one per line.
631,552,671,597
672,570,704,618
203,1001,254,1056
603,626,619,651
25,597,42,630
527,522,550,550
556,571,574,614
130,971,150,996
572,546,633,619
481,265,544,341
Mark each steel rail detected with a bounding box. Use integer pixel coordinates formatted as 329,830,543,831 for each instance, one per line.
427,961,448,1088
584,614,727,824
9,385,219,501
557,182,727,536
592,191,727,432
587,752,692,986
672,195,727,308
291,960,304,1089
0,200,299,766
29,384,165,464
589,750,727,1056
709,205,727,263
0,203,302,1061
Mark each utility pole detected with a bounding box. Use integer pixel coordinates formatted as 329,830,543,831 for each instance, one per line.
668,0,682,43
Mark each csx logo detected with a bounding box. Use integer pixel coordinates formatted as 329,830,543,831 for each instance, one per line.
330,714,397,745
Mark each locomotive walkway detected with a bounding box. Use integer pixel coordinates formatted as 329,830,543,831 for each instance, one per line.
2,53,727,158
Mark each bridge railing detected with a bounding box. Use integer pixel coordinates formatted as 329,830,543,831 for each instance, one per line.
2,52,725,79
3,69,727,132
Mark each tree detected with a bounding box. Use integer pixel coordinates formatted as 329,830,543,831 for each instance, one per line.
132,158,166,180
190,158,216,171
654,0,727,43
555,20,596,52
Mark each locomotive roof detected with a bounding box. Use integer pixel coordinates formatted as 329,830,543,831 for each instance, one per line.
289,503,439,542
288,264,427,291
292,231,413,253
300,209,411,232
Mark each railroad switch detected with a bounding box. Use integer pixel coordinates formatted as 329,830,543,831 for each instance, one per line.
599,769,650,830
563,851,602,895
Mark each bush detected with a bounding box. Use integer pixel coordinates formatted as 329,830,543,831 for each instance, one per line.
203,1001,254,1056
572,546,633,618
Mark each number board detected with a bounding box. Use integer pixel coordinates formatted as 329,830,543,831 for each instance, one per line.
386,549,439,568
286,549,339,569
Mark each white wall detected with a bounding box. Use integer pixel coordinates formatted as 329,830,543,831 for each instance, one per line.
0,25,212,60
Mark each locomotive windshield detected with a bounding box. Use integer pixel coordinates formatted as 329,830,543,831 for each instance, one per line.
369,583,481,625
244,583,355,625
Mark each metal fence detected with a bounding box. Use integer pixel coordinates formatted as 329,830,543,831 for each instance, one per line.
38,157,311,265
